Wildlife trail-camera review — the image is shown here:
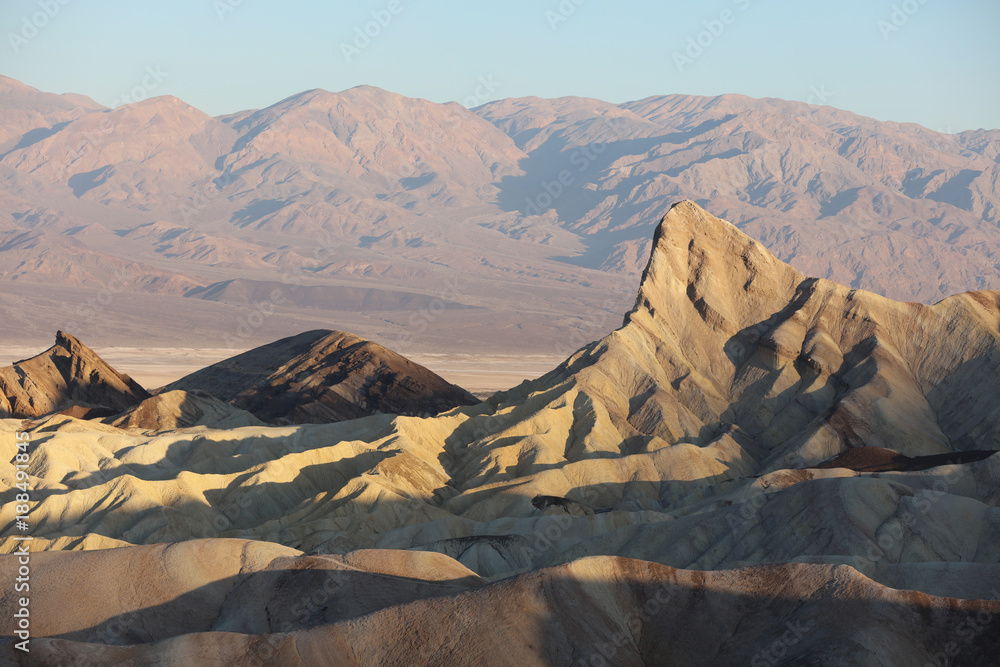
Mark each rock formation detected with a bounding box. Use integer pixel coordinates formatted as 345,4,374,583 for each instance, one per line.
533,199,1000,466
105,390,266,431
164,329,479,424
0,331,149,418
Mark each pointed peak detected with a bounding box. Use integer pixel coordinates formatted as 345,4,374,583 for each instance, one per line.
109,94,203,116
627,201,803,333
1,332,149,419
55,329,84,350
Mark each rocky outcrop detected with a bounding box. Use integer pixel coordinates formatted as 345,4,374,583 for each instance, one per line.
536,199,1000,467
164,329,479,424
0,331,149,418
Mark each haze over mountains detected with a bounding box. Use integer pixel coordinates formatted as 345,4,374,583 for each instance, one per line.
2,202,999,664
1,75,998,353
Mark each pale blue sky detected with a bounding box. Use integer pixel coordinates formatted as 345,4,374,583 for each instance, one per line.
1,0,997,130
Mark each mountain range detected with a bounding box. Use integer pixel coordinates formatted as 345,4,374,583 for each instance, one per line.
1,75,998,353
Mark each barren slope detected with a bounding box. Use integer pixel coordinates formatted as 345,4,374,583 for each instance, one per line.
1,541,997,665
164,329,480,424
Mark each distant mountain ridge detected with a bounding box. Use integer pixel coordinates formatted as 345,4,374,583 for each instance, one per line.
1,76,998,350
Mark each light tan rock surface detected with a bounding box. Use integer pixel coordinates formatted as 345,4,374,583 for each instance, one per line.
105,389,266,431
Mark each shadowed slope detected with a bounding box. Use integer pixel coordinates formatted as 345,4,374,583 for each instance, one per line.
164,329,479,424
0,540,997,666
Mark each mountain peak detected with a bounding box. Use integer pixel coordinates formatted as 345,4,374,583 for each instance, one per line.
54,329,84,351
165,329,479,424
261,85,420,115
110,94,214,120
0,74,31,92
628,200,803,335
0,332,150,419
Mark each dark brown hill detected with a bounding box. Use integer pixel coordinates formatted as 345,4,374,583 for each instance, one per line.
164,329,478,424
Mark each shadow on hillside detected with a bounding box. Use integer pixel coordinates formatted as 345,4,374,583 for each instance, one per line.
0,407,399,505
6,367,1000,584
3,442,748,554
713,290,884,466
1,551,998,666
0,554,482,646
926,353,1000,449
719,293,1000,465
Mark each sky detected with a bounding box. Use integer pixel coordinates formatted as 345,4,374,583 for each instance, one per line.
1,0,998,131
